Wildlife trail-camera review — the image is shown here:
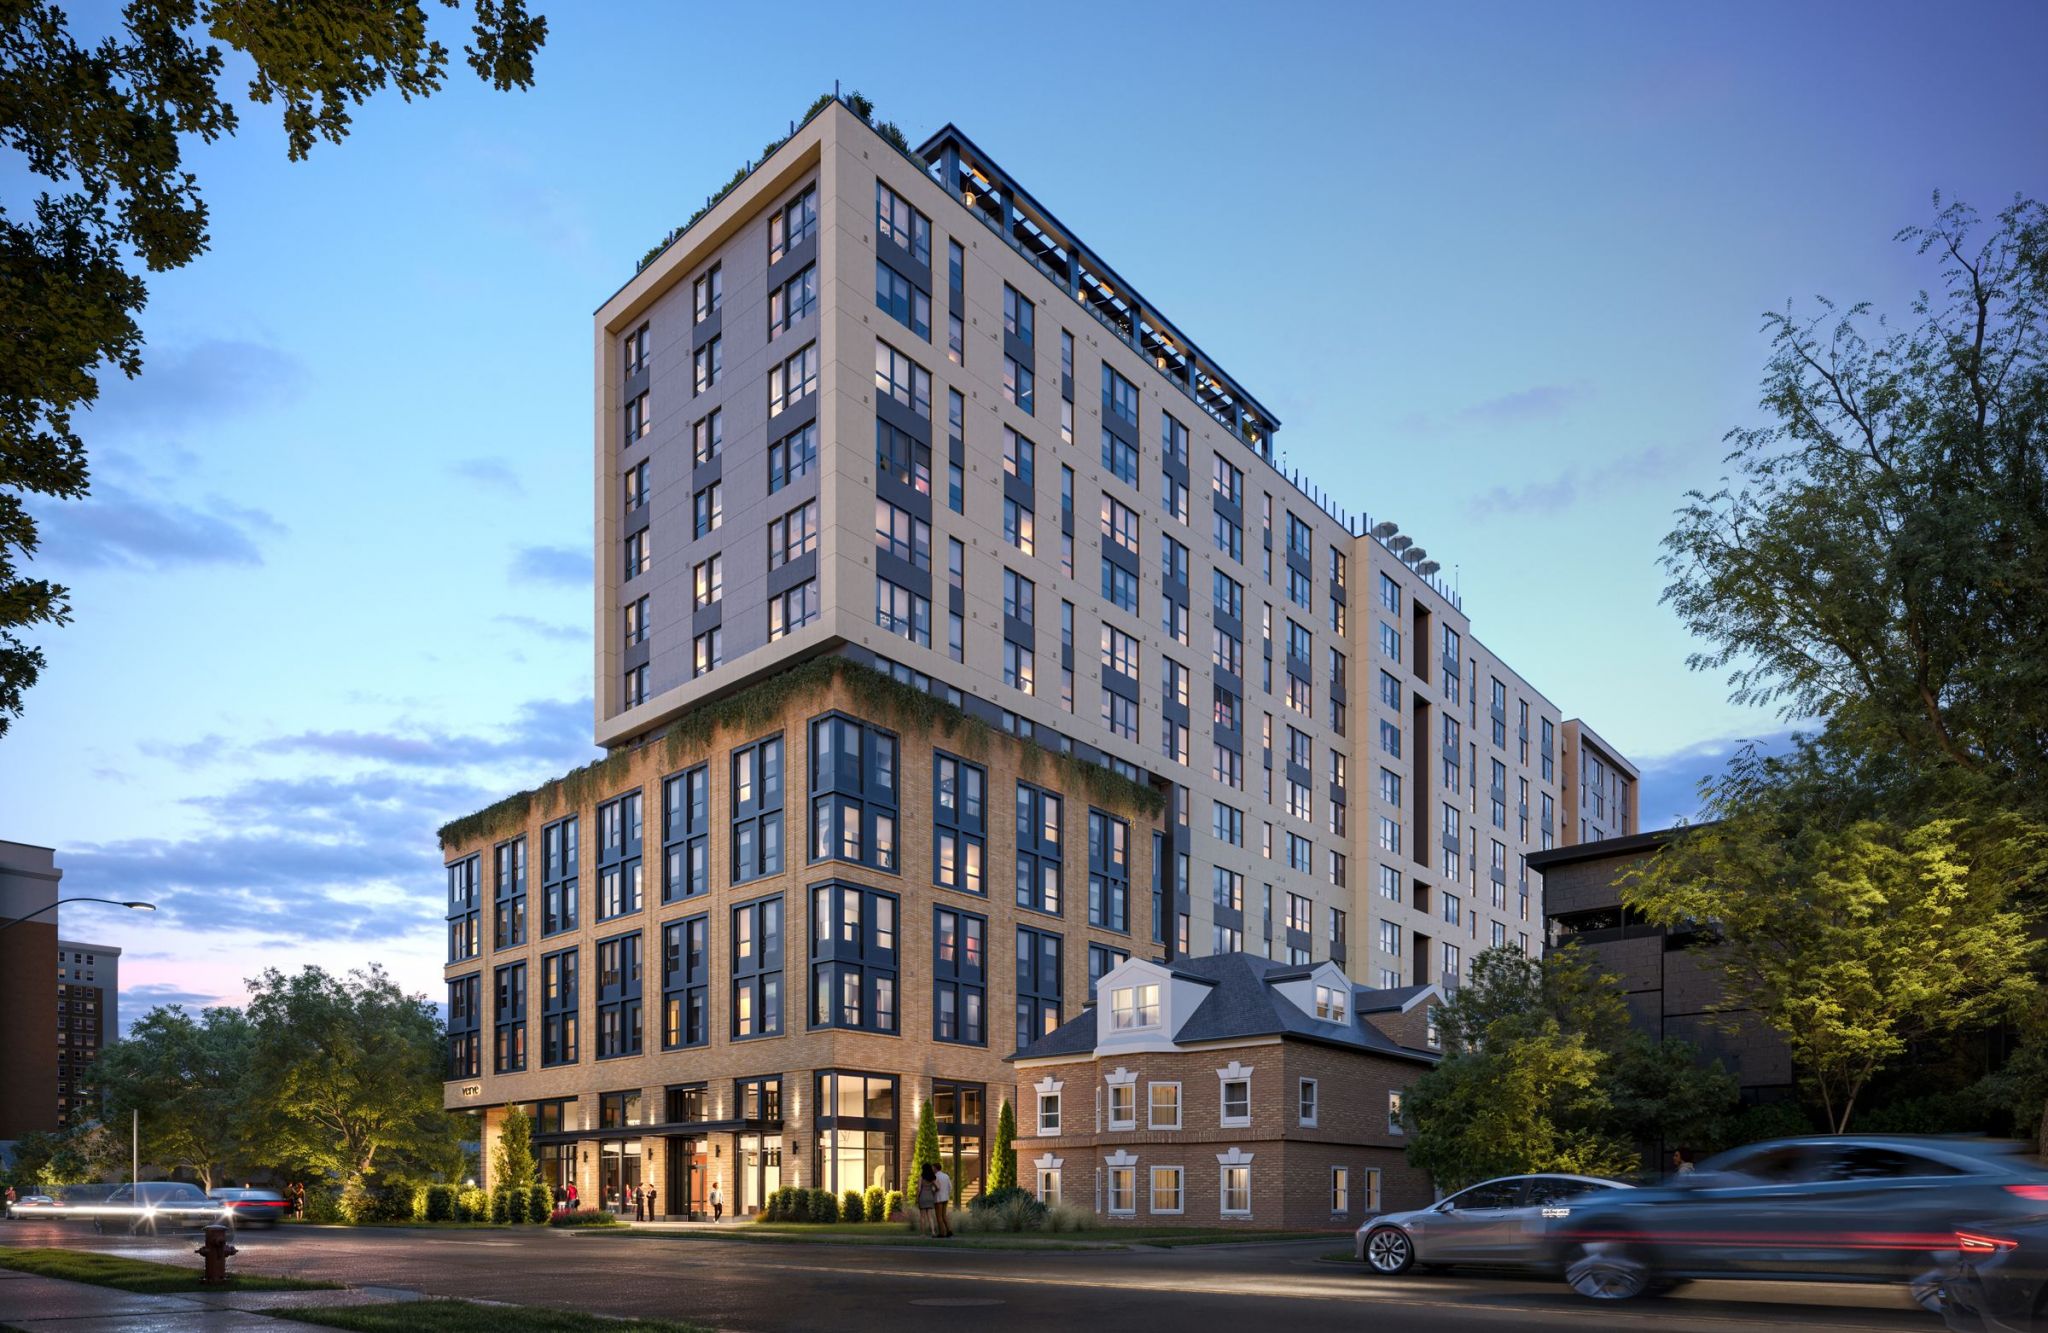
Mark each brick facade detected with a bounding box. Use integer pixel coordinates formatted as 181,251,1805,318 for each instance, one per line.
442,664,1162,1216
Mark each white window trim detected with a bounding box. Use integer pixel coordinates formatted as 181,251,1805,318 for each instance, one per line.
1363,1166,1382,1213
1219,1077,1251,1129
1107,1081,1137,1131
1299,1077,1319,1128
1149,1164,1185,1216
1148,1080,1183,1130
1038,1090,1062,1136
1219,1163,1252,1218
1106,1149,1139,1216
1330,1164,1349,1215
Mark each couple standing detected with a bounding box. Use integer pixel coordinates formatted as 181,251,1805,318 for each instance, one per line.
915,1163,953,1237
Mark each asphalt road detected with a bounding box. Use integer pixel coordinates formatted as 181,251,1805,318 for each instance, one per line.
0,1218,1944,1332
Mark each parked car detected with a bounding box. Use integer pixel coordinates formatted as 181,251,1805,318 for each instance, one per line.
6,1193,64,1218
1941,1211,2048,1333
1356,1173,1635,1274
85,1181,234,1235
1553,1135,2048,1310
212,1188,291,1228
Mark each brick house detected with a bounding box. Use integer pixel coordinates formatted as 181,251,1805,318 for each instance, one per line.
1011,952,1443,1229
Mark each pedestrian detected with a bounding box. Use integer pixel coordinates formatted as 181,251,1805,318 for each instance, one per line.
1671,1149,1695,1177
934,1163,954,1238
637,1182,650,1221
709,1181,722,1223
552,1184,566,1214
915,1164,938,1238
290,1182,305,1220
4,1185,15,1219
566,1180,579,1211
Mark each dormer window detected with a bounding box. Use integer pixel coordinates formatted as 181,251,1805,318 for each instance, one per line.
1314,984,1347,1024
1110,983,1160,1030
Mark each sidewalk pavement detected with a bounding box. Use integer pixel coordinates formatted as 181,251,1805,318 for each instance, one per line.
0,1266,423,1332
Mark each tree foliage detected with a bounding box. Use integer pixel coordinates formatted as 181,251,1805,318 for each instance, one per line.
990,1098,1017,1193
1625,794,2041,1133
908,1097,940,1192
493,1104,537,1191
244,964,462,1196
86,1004,255,1191
1661,195,2048,812
0,0,546,736
1405,946,1737,1189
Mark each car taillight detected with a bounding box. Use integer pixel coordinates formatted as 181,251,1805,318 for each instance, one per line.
1959,1232,2020,1254
2004,1185,2048,1201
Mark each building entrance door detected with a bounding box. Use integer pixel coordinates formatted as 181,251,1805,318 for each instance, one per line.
666,1137,708,1219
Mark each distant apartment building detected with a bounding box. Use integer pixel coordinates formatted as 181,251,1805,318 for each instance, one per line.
57,941,120,1128
0,842,61,1145
444,96,1638,1212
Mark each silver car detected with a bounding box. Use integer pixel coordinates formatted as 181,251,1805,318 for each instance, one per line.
1357,1173,1634,1274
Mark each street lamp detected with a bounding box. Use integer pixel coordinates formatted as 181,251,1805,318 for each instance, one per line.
0,896,157,933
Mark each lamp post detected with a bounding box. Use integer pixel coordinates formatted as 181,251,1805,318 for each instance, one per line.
0,897,157,933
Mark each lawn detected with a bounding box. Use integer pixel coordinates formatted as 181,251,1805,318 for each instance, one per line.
595,1221,1326,1249
278,1301,711,1333
0,1245,340,1295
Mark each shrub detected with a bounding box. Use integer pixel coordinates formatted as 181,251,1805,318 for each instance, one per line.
548,1209,618,1228
1045,1201,1094,1232
302,1185,343,1224
455,1185,487,1222
842,1189,864,1224
422,1184,455,1223
884,1189,904,1221
490,1186,512,1223
339,1179,414,1225
785,1187,810,1223
527,1184,552,1224
864,1185,886,1223
810,1188,839,1224
967,1185,1035,1215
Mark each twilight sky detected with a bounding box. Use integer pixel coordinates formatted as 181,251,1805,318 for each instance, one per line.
5,0,2044,1025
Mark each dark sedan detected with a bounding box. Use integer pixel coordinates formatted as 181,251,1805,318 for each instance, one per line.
1943,1212,2048,1332
1553,1135,2048,1310
212,1188,291,1228
83,1181,234,1235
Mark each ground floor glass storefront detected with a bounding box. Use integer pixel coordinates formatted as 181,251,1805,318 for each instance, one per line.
933,1079,986,1201
814,1070,898,1195
599,1139,642,1213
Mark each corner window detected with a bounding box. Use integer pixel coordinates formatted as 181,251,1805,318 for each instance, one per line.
1299,1078,1319,1126
1220,1165,1251,1216
1220,1078,1249,1127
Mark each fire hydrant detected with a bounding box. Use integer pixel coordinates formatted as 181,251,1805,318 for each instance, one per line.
196,1223,237,1284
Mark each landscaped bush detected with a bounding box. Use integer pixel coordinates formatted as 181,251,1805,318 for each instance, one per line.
956,1190,1048,1233
489,1186,513,1223
784,1187,810,1222
302,1184,343,1224
526,1184,552,1223
548,1208,618,1228
884,1189,903,1221
809,1188,839,1223
421,1184,455,1222
1045,1201,1095,1232
842,1189,864,1224
454,1185,487,1221
339,1179,415,1225
863,1185,886,1222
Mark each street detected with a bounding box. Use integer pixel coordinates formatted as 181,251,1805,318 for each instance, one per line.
0,1219,1942,1332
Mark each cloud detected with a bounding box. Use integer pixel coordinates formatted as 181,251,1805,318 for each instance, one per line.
496,614,586,645
1465,442,1695,518
451,458,524,494
32,483,285,571
1459,383,1590,424
85,338,308,433
510,544,589,585
1631,727,1802,830
251,696,593,770
121,983,232,1018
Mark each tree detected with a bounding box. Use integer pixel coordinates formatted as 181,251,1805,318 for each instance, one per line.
0,1,548,737
1625,801,2040,1132
1660,195,2048,816
10,1122,120,1189
86,1004,255,1191
244,964,462,1202
908,1097,940,1192
493,1104,537,1192
1433,944,1628,1055
990,1098,1017,1193
1600,1034,1740,1156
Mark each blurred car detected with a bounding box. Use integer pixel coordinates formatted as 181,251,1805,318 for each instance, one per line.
1942,1212,2048,1333
84,1181,233,1235
1553,1135,2048,1310
1356,1173,1634,1274
6,1193,64,1218
212,1188,290,1228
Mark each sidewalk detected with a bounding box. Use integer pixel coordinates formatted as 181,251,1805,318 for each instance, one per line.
0,1266,423,1332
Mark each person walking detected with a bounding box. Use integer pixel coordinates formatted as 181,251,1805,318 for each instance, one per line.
708,1181,722,1223
934,1164,954,1238
552,1184,566,1214
1671,1149,1695,1177
4,1185,15,1219
290,1182,305,1220
915,1164,938,1238
565,1180,579,1211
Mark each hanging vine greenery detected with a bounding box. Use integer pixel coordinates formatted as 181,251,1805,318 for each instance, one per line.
436,656,1164,849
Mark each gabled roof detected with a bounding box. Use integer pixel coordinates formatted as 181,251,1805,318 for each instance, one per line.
1011,952,1439,1065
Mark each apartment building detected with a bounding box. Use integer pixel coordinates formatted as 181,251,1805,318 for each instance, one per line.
587,96,1634,1006
1012,952,1442,1228
57,941,119,1128
442,660,1161,1214
0,842,61,1145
